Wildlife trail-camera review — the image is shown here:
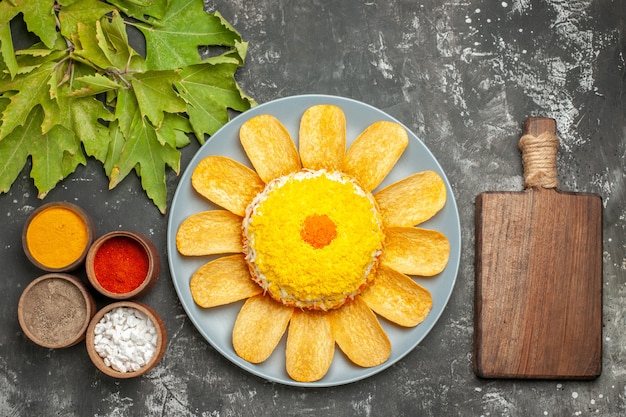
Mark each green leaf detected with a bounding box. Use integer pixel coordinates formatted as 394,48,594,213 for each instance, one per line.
109,108,180,214
10,37,66,58
0,61,58,139
104,120,126,176
70,73,125,97
0,22,18,78
130,69,186,128
72,21,115,70
177,62,254,143
0,1,22,30
58,0,115,38
0,97,29,193
0,0,254,213
70,95,114,162
0,106,85,197
234,39,249,64
32,132,86,199
20,0,58,48
16,45,61,57
13,39,67,73
99,10,144,71
137,0,240,70
156,112,191,149
106,0,170,21
114,85,138,137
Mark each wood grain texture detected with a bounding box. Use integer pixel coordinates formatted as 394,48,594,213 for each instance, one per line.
474,188,603,379
474,116,603,380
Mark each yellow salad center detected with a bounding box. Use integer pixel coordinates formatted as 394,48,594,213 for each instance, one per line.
243,170,385,310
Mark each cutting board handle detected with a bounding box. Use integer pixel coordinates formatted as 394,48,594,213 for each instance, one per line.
519,117,558,189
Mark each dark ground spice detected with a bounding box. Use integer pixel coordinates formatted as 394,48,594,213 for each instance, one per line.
20,278,88,346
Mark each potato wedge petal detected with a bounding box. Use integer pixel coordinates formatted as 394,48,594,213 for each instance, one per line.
328,296,391,367
286,310,335,382
374,171,446,227
191,155,265,217
299,104,346,171
190,254,262,308
232,294,294,363
361,265,433,327
343,121,408,191
176,210,243,256
382,227,450,276
240,114,301,183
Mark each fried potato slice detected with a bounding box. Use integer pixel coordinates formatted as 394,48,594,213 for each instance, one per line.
342,121,408,191
190,254,262,308
286,310,335,382
382,227,450,276
232,294,294,363
240,114,301,183
361,264,433,327
176,210,243,256
328,296,391,367
299,104,346,171
191,155,265,217
374,171,446,227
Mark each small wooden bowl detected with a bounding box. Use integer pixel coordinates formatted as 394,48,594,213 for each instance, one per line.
85,231,160,299
18,273,96,348
22,202,96,272
85,301,167,378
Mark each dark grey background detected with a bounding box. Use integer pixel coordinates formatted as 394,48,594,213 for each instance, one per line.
1,0,624,415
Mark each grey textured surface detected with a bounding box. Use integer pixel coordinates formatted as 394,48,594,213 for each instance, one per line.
1,0,624,415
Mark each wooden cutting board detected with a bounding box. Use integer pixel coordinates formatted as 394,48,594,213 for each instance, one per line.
473,117,603,379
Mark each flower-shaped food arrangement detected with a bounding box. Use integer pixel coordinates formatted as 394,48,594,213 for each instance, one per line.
176,104,450,382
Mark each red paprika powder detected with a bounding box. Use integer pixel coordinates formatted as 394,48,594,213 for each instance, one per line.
93,236,149,294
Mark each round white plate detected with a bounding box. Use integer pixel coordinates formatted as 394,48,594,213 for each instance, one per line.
167,94,461,387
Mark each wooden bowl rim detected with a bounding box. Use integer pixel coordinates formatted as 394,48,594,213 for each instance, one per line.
85,301,167,378
17,273,96,348
22,202,96,272
85,231,160,300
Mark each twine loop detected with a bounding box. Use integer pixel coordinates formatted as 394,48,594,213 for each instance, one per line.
518,131,558,189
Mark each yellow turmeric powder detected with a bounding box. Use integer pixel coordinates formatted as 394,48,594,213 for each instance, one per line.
26,206,90,269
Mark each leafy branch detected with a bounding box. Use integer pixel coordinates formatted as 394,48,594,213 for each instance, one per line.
0,0,255,213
